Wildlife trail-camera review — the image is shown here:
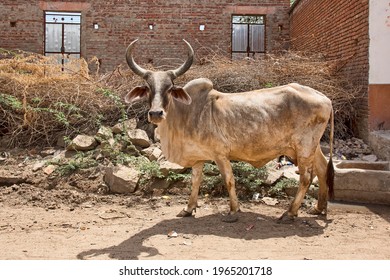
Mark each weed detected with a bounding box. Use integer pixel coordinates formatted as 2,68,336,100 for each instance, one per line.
268,177,299,197
203,162,220,176
54,101,80,113
97,87,127,123
53,151,98,176
139,159,164,179
167,171,191,182
0,93,23,110
232,161,267,189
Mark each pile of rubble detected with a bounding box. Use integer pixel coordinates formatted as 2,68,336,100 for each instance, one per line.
334,137,376,161
0,118,187,196
0,116,384,203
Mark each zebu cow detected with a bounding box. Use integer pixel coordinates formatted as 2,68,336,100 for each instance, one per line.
125,39,334,222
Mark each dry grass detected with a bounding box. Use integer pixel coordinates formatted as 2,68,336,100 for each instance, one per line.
0,48,362,148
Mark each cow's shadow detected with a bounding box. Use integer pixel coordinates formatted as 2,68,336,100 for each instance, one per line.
77,210,331,260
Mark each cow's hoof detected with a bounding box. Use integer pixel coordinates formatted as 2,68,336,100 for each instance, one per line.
176,209,193,218
222,213,239,223
277,212,296,224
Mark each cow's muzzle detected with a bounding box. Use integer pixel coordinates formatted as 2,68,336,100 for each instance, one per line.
148,110,165,124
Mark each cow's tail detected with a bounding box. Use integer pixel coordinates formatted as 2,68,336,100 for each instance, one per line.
326,107,335,200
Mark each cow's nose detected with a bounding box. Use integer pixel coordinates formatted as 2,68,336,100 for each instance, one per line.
149,110,164,117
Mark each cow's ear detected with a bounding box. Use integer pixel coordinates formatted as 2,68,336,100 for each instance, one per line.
125,86,149,103
170,86,192,105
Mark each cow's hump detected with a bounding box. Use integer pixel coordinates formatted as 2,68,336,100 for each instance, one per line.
184,78,213,94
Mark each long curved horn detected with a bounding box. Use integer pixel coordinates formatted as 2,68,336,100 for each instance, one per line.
171,39,194,78
125,39,148,77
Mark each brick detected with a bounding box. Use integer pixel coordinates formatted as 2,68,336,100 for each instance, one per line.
290,0,369,140
1,0,290,72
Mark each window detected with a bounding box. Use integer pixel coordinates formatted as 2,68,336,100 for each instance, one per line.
232,15,265,59
44,11,81,66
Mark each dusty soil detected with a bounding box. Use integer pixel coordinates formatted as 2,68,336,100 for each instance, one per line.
1,184,389,260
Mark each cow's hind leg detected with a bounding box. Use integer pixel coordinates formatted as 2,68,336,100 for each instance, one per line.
307,146,328,215
279,157,314,222
215,157,240,223
177,161,204,218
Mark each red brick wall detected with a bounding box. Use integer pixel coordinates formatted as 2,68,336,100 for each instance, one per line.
290,0,369,139
1,0,290,72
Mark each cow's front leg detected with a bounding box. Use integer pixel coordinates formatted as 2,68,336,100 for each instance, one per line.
177,161,204,218
215,158,240,222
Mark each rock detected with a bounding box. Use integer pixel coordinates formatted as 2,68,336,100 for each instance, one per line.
142,146,162,161
262,197,279,206
40,148,56,157
104,165,141,194
150,178,171,190
127,129,151,148
265,162,299,185
32,160,46,172
265,167,283,185
98,138,117,157
140,123,156,141
159,160,186,176
362,154,378,162
112,119,137,134
43,165,57,175
123,144,141,156
96,126,113,141
282,166,300,181
67,135,98,151
369,130,390,161
0,169,26,186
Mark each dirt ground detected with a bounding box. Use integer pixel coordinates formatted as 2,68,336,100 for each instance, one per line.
1,184,389,260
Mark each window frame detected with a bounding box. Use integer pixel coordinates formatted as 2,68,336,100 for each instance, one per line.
43,11,82,62
231,14,266,58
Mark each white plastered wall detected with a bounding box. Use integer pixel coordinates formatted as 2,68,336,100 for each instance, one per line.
369,0,390,84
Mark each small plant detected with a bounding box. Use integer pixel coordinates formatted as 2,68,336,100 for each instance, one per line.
95,113,105,127
167,171,191,182
203,162,220,175
268,178,299,197
203,174,224,192
139,159,164,179
0,93,23,110
52,151,98,176
232,161,267,190
97,87,127,123
54,101,80,113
